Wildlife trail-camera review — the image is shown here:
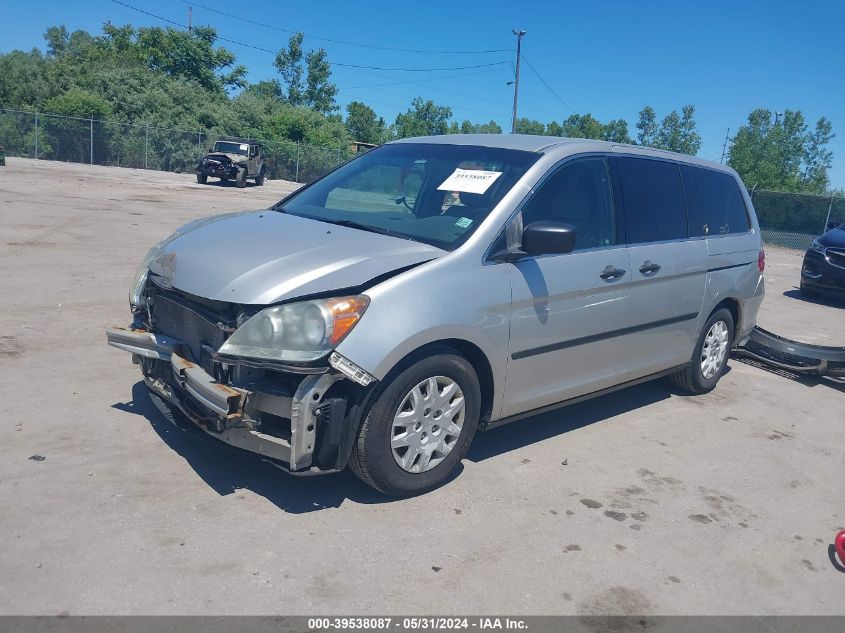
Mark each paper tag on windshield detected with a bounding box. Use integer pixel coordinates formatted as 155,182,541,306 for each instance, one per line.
240,144,249,151
454,217,473,229
437,168,502,195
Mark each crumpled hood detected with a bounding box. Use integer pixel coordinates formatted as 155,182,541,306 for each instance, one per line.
148,210,444,305
204,152,246,164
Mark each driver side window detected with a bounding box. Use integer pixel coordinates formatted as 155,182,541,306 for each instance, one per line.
522,157,616,250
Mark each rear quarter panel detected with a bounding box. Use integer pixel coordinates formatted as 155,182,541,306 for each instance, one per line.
700,179,764,344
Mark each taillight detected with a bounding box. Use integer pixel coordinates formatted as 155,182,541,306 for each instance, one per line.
758,248,765,273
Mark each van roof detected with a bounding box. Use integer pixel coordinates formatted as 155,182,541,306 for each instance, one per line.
389,134,735,175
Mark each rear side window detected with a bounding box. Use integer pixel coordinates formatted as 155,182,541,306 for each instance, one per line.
616,156,687,244
681,165,751,236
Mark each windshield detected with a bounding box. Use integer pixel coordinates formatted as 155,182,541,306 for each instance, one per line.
276,143,539,250
214,141,249,155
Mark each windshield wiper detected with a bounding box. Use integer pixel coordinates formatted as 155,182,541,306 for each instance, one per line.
316,218,411,240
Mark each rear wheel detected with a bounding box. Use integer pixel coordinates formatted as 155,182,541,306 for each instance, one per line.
235,167,246,188
669,308,734,395
196,173,207,184
255,168,265,186
350,350,480,496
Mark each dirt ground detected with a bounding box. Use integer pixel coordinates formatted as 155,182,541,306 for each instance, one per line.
1,158,843,615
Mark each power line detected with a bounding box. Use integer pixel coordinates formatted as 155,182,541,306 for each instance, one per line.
339,66,505,90
180,0,511,55
521,54,577,115
110,1,510,72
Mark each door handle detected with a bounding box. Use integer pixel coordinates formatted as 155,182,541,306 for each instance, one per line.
600,265,626,281
639,260,662,275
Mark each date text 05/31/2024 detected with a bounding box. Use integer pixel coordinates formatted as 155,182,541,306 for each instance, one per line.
307,618,528,630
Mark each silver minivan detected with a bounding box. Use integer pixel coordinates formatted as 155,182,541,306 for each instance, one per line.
107,135,765,495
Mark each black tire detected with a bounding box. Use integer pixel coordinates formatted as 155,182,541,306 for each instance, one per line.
669,308,734,395
255,169,265,186
196,173,207,184
235,167,246,188
350,349,481,496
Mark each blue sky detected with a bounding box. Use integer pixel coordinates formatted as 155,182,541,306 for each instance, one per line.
4,0,845,188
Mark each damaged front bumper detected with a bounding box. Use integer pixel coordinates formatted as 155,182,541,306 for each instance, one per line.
107,327,362,474
196,159,240,179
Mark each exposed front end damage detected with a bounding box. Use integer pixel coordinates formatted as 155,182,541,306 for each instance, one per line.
196,153,243,180
106,286,377,474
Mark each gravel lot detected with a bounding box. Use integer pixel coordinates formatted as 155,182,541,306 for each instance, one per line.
1,158,843,616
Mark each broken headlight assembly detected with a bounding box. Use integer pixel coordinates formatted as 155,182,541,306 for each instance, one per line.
218,296,369,363
129,242,166,308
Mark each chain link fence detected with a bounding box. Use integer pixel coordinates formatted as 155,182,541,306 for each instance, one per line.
2,108,842,250
750,189,843,250
0,108,357,184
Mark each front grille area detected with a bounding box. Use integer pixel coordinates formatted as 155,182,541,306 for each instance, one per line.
148,285,238,374
827,248,845,269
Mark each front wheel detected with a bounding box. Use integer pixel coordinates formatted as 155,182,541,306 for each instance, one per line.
235,167,246,188
350,350,481,496
196,173,207,184
669,308,734,394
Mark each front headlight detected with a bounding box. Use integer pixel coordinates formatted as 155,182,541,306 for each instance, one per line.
129,243,164,308
810,239,826,254
218,296,369,363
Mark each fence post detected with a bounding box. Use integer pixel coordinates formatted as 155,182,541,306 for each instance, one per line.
34,111,39,159
295,143,300,183
90,116,94,165
824,193,836,232
145,124,149,170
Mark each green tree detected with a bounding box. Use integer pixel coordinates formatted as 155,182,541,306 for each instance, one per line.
304,48,338,115
44,26,69,57
678,105,702,155
546,114,630,143
650,105,701,155
561,113,605,139
243,79,284,101
43,87,111,118
603,119,632,143
802,117,835,192
656,110,682,152
453,120,502,134
345,101,386,144
726,108,836,193
274,33,304,105
636,106,658,146
394,97,452,137
274,33,338,114
97,24,247,92
515,118,545,135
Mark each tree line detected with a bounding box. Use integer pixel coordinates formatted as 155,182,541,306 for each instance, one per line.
0,22,836,193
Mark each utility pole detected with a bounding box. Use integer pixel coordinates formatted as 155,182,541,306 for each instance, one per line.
720,127,730,163
187,6,192,32
510,29,526,134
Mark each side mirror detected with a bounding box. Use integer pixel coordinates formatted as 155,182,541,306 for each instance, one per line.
522,221,577,256
208,148,214,152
